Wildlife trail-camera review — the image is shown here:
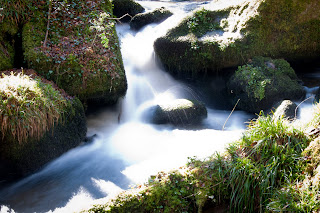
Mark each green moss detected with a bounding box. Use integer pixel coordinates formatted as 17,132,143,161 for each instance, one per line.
21,0,127,105
0,70,86,175
155,0,320,77
243,0,320,61
227,57,305,113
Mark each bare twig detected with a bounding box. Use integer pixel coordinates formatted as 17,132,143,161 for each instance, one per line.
108,13,133,23
43,0,52,47
295,96,314,119
222,99,240,131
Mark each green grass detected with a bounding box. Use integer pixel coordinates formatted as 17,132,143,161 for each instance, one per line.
0,70,70,143
85,110,315,213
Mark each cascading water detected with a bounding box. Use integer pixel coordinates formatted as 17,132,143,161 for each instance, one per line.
0,1,316,212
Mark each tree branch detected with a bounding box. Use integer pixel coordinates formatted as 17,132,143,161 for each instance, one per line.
43,0,52,47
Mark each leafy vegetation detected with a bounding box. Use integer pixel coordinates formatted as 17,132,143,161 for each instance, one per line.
228,57,305,113
0,70,71,143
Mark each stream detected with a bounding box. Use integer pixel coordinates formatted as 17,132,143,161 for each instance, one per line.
0,1,317,212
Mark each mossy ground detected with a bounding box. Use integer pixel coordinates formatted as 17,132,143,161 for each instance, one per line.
85,103,320,212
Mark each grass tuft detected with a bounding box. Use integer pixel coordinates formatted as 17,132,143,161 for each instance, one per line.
0,70,70,143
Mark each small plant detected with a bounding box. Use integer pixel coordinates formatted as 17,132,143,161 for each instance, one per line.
187,8,226,37
234,64,271,101
226,113,310,212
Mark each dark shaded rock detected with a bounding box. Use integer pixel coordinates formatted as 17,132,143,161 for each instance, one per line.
273,100,297,121
148,99,207,126
84,134,98,143
130,7,173,31
113,0,145,22
227,57,305,114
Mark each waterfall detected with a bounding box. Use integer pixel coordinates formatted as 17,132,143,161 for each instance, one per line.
0,1,252,212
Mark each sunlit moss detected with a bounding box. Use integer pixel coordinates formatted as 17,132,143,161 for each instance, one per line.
0,70,70,143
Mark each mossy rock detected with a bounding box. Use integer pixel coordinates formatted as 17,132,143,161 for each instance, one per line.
112,0,145,22
148,99,207,126
273,100,297,121
154,0,320,77
0,70,86,176
130,7,173,31
21,0,127,106
227,57,305,113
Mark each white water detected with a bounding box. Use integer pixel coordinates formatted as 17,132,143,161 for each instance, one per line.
0,1,316,213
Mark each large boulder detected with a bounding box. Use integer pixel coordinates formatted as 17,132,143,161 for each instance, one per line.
0,70,86,177
154,0,320,77
0,0,127,107
148,99,207,126
227,57,305,113
130,7,173,31
113,0,145,22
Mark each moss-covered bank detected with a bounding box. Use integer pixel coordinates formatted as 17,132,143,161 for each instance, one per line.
0,70,86,176
0,0,127,106
154,0,320,77
84,102,320,212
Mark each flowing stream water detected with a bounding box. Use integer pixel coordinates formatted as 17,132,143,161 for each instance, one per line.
0,1,317,212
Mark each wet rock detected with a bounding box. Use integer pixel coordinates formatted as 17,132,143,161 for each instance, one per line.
148,99,207,126
273,100,297,121
130,7,173,31
84,134,98,143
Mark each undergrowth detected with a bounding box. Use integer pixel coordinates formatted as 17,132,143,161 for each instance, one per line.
86,110,316,212
0,70,70,143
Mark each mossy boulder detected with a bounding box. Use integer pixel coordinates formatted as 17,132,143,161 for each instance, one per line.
148,99,207,126
154,0,320,77
21,0,127,106
0,70,86,176
227,57,305,113
112,0,145,22
273,100,297,121
0,0,127,107
130,7,173,31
